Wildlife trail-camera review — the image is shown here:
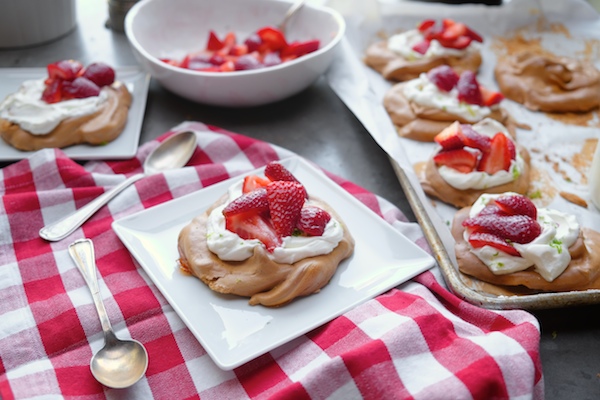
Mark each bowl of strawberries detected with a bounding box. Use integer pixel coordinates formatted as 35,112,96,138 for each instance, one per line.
124,0,345,107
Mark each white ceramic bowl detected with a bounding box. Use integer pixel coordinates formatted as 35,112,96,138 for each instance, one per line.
125,0,345,107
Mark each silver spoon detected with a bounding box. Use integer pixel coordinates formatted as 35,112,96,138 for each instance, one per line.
69,238,148,388
278,0,306,34
39,130,197,242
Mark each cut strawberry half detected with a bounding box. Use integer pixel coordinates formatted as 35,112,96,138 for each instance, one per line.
417,19,436,32
280,40,320,58
458,124,492,153
494,194,537,219
256,26,288,52
297,206,331,236
41,79,63,104
456,71,483,106
225,212,281,252
266,180,306,237
477,133,513,174
47,59,84,81
61,77,101,100
242,175,271,193
427,65,459,92
463,214,541,244
223,188,269,216
440,22,467,41
206,30,224,51
480,86,505,107
465,26,483,42
439,35,472,50
411,39,431,55
82,62,115,87
434,121,464,150
433,148,479,173
244,33,262,52
467,231,520,257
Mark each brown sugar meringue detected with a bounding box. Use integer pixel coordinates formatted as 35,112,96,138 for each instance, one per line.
494,51,600,113
420,119,530,209
178,183,355,308
0,82,131,151
452,193,600,294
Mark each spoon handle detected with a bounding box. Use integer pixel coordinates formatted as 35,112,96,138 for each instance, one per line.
69,238,114,337
39,173,145,242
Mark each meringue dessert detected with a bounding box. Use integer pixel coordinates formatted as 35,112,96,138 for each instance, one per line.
494,52,600,113
452,192,600,294
420,118,531,208
177,161,355,307
384,65,515,142
0,59,131,151
365,18,483,82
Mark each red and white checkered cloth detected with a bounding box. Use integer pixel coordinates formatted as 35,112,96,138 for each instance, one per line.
0,121,543,400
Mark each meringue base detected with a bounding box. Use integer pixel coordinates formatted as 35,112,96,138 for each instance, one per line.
0,82,131,151
177,195,355,307
452,207,600,294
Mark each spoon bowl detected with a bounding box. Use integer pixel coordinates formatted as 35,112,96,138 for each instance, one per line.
69,238,149,388
39,130,197,242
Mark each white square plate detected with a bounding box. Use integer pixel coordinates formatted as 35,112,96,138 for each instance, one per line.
112,157,435,369
0,66,150,161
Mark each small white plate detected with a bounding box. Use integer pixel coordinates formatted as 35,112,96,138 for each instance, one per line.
0,66,150,161
112,157,435,370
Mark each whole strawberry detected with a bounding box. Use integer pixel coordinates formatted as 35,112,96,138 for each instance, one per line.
266,180,305,237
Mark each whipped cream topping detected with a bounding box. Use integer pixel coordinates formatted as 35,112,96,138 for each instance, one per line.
387,29,480,60
0,79,108,135
437,118,524,190
402,73,491,123
206,181,344,264
465,193,580,281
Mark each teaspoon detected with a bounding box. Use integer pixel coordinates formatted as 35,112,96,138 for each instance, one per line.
278,0,306,34
40,130,197,242
69,238,148,388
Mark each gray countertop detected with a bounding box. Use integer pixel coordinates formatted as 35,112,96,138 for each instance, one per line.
1,1,598,398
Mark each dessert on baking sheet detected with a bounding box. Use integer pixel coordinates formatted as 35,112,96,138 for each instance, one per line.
177,161,355,307
365,19,483,82
452,192,600,295
383,65,514,142
0,59,131,151
419,118,531,208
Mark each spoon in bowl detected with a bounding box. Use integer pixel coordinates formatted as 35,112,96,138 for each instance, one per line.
39,130,197,242
278,0,306,35
69,238,148,388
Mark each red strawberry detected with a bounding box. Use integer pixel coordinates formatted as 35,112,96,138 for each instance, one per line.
244,33,262,52
465,26,483,42
256,26,288,52
433,148,479,173
477,133,513,174
458,124,492,153
439,35,472,50
61,77,101,100
411,40,431,55
297,206,331,236
206,30,224,51
456,71,483,106
467,231,520,256
427,65,459,92
47,59,84,81
234,54,263,71
264,161,298,182
82,62,115,87
480,86,504,107
225,212,281,251
41,79,63,103
223,188,269,216
463,214,541,244
494,194,537,219
280,40,320,58
242,175,271,193
477,204,506,217
441,21,467,41
434,121,464,150
417,19,436,32
266,181,305,237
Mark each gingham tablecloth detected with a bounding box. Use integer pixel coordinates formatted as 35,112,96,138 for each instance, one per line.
0,121,543,400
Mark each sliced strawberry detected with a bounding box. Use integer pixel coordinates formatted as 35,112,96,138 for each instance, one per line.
433,148,479,173
216,32,237,56
477,133,513,174
41,79,63,104
61,77,101,100
477,204,507,217
427,65,459,92
206,30,224,51
242,175,271,193
225,212,281,251
223,188,269,216
219,60,236,72
244,33,263,52
417,19,436,32
280,40,320,58
456,71,483,106
434,121,464,150
468,231,520,256
47,59,84,81
82,62,115,87
494,194,537,219
441,22,467,41
439,35,472,50
297,206,331,236
264,161,298,182
507,138,516,160
266,181,305,237
411,39,431,55
465,26,483,42
256,26,288,52
463,214,541,244
480,86,505,107
458,124,492,153
229,44,249,57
